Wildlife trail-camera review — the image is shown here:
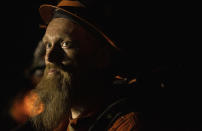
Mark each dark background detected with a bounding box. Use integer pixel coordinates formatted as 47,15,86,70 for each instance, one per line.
0,0,201,130
1,0,46,111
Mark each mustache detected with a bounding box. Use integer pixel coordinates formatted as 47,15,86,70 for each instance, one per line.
46,63,74,73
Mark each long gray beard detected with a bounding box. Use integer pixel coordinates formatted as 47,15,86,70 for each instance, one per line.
30,67,72,131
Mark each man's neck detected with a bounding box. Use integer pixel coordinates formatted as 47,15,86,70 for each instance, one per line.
70,98,106,119
71,108,83,119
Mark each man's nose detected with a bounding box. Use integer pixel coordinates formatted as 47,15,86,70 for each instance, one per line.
47,45,64,64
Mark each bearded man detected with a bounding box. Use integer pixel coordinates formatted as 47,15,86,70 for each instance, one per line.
28,0,140,131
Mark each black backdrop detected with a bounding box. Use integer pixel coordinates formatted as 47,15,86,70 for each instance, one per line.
0,0,201,130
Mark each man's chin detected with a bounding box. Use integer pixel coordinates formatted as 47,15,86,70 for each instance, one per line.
45,72,60,79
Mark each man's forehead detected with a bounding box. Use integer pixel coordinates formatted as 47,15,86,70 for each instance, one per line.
47,18,76,33
43,17,102,51
43,18,78,41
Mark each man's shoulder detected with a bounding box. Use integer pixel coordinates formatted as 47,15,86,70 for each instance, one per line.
89,98,140,131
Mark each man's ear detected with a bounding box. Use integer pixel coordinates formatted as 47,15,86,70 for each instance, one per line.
94,45,111,69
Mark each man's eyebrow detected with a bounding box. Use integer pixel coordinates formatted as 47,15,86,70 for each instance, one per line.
42,36,68,45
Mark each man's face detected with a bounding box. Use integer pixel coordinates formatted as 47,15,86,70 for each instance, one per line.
31,17,105,130
43,18,102,72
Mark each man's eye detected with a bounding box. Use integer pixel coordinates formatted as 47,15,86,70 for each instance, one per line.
46,43,52,49
61,42,72,48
